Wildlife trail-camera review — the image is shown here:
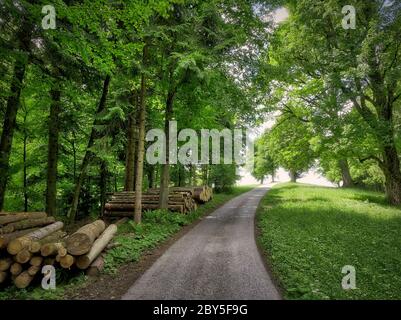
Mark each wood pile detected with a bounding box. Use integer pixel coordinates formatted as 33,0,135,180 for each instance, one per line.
149,186,213,203
0,212,117,289
104,189,200,216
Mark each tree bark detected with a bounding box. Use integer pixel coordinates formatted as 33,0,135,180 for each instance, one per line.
0,216,55,234
0,61,27,211
0,18,32,211
124,93,138,191
76,224,117,270
134,44,149,224
0,227,38,249
147,165,155,189
22,107,29,212
289,170,297,183
7,221,64,255
159,88,175,209
0,212,47,225
339,159,354,188
68,75,111,223
46,87,61,216
100,160,108,217
381,145,401,205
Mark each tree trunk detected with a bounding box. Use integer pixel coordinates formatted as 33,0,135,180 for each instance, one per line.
381,145,401,205
72,131,77,182
22,107,29,212
46,88,61,216
289,170,297,183
134,44,149,224
68,75,111,223
0,216,55,234
76,224,117,269
100,160,108,217
0,18,32,211
0,212,47,225
0,61,27,211
7,221,64,254
159,89,175,209
66,220,106,255
339,159,354,188
147,165,155,189
124,102,137,191
0,227,38,249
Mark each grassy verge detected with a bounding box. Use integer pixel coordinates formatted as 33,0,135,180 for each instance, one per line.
257,183,401,300
0,185,255,300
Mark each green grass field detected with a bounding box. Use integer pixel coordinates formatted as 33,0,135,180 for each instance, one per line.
257,183,401,300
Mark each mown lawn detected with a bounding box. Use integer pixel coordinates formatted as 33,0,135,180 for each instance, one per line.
257,183,401,300
0,186,255,300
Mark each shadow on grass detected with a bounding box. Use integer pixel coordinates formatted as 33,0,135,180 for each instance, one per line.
257,184,401,300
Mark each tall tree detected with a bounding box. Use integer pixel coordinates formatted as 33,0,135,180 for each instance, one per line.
0,11,32,210
45,83,61,216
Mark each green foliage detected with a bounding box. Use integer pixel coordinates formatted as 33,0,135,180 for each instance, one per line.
209,164,239,192
256,0,401,201
258,183,401,299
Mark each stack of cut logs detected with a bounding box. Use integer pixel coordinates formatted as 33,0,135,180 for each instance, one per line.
0,212,117,289
104,186,213,217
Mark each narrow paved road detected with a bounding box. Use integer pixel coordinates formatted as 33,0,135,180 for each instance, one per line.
122,187,281,300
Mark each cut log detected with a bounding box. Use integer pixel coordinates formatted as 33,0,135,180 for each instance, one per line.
29,241,41,253
58,246,67,257
76,224,117,270
10,263,23,276
105,204,185,215
0,271,6,284
31,230,67,253
0,228,38,249
30,256,43,267
27,265,40,276
0,257,13,271
0,216,55,234
0,212,47,226
14,271,35,289
86,255,104,276
15,249,32,264
66,220,106,255
7,222,64,255
41,242,66,257
59,254,75,269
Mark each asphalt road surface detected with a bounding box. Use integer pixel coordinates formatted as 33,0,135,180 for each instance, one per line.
122,187,281,300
